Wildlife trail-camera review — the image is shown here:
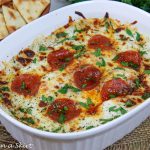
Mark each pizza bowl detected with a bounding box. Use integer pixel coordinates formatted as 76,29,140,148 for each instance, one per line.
0,1,150,150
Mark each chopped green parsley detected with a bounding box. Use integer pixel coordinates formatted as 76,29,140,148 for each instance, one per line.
58,84,80,94
1,86,9,91
21,82,26,90
100,115,120,124
144,70,150,75
142,93,150,100
92,48,101,57
72,45,85,51
125,100,136,107
109,106,127,115
58,113,66,124
96,58,106,67
79,98,93,109
136,32,141,41
41,95,54,103
33,58,37,63
39,45,47,51
126,28,133,37
56,32,68,38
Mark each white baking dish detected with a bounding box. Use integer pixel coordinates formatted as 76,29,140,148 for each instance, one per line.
0,1,150,150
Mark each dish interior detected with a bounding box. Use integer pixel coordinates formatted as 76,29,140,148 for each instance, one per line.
0,1,150,135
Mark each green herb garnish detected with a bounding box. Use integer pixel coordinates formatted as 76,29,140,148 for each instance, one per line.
79,102,89,109
109,106,116,112
87,98,93,105
100,115,120,124
58,85,68,94
39,45,47,51
74,50,85,58
144,70,150,75
59,64,66,72
121,61,138,69
58,114,65,124
120,61,129,67
125,99,136,107
37,127,44,130
79,98,93,109
63,106,68,111
81,84,87,89
58,84,80,94
52,127,62,133
128,62,139,69
56,32,68,38
19,108,25,113
109,94,116,98
114,67,125,70
142,92,150,100
135,78,140,88
126,28,133,37
71,44,85,58
96,58,106,67
117,107,128,114
74,26,84,33
86,126,94,130
21,117,35,125
41,95,54,103
21,82,26,90
58,38,68,43
105,22,109,32
59,67,65,71
0,94,3,98
92,48,101,57
33,58,37,63
70,86,81,92
139,50,147,56
1,86,9,91
72,45,85,51
115,74,127,80
58,36,77,44
109,106,127,115
26,107,32,114
136,32,141,41
112,55,119,61
19,107,32,114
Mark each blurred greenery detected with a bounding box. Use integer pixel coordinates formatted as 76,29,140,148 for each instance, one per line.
113,0,150,12
67,0,87,3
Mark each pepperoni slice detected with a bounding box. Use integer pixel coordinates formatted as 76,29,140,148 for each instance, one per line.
47,49,74,70
88,35,113,50
74,65,101,90
11,74,41,97
101,78,130,101
47,98,81,123
116,51,141,69
39,101,48,107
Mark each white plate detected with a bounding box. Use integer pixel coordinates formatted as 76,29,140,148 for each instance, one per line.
0,1,150,150
50,0,110,11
